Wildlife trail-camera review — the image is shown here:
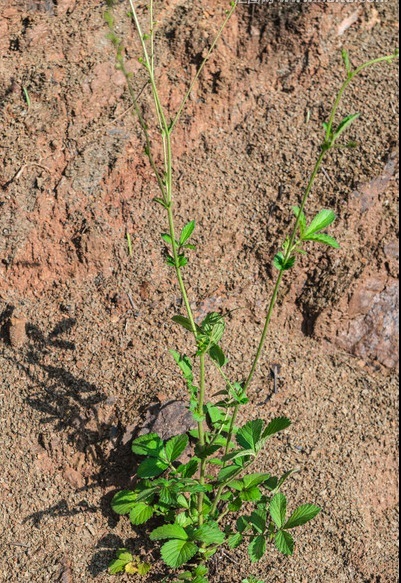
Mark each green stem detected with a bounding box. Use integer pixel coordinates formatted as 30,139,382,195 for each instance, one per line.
326,53,398,141
197,353,207,526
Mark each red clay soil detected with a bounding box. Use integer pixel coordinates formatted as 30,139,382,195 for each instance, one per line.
0,1,399,582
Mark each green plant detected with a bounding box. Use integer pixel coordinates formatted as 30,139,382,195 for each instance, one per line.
105,1,398,581
242,577,265,583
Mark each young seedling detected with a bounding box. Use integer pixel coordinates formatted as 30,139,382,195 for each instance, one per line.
105,1,398,580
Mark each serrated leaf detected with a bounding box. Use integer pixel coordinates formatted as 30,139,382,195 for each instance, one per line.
218,465,241,483
165,434,189,462
241,486,262,502
284,504,320,529
274,530,294,555
248,535,266,563
201,312,225,345
160,539,198,568
109,558,130,574
132,433,164,457
262,417,291,439
303,209,336,237
209,344,226,367
243,473,271,490
303,233,340,249
150,524,188,541
269,493,287,529
176,458,199,478
249,510,266,534
222,449,254,463
228,532,243,549
179,220,196,246
333,112,360,140
228,497,243,512
137,562,151,575
111,490,137,515
236,419,264,452
193,523,225,545
292,206,306,236
129,502,154,525
137,457,169,478
236,515,250,533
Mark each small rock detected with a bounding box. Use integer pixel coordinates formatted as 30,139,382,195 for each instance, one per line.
62,466,85,489
139,400,196,441
8,314,28,348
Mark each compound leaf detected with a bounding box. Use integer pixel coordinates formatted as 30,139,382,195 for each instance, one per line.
137,457,169,479
236,419,264,452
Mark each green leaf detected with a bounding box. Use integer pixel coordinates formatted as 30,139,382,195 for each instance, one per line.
132,433,164,457
137,561,151,575
177,254,188,268
137,457,169,478
165,434,189,462
111,490,137,515
302,233,340,249
161,233,173,245
341,48,352,73
154,197,169,208
179,220,196,246
262,417,291,439
333,112,360,140
248,535,266,563
303,209,336,237
201,312,225,345
236,515,250,533
273,252,296,271
109,550,133,574
176,458,199,478
241,486,262,502
160,539,198,568
284,504,320,529
249,509,267,534
209,344,227,367
150,524,188,541
170,350,193,381
274,530,294,555
236,419,264,452
193,523,225,545
227,532,243,549
269,493,287,529
292,206,306,236
172,315,199,333
129,502,154,525
243,473,271,490
217,465,241,483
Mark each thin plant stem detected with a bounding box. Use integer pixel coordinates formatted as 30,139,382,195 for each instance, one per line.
197,352,207,526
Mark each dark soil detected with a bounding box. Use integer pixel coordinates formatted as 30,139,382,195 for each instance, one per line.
0,1,398,582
